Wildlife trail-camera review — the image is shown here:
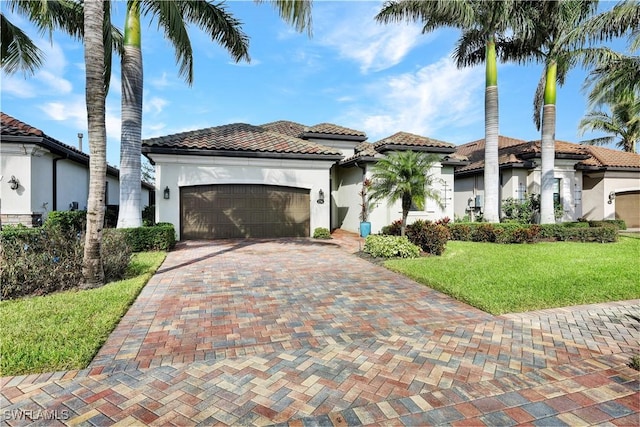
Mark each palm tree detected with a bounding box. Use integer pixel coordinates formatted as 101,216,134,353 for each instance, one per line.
1,0,83,75
494,1,598,224
116,1,250,228
368,151,442,237
82,0,107,287
116,0,312,228
579,93,640,152
376,0,531,223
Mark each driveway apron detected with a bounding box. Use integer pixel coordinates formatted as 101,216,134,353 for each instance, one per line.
1,239,638,426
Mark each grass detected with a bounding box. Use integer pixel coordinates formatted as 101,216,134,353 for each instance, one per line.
385,236,640,315
0,252,166,376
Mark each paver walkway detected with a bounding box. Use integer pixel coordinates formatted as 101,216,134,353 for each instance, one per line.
1,236,639,426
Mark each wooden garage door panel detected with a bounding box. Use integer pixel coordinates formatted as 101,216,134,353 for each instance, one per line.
615,191,640,229
181,184,310,239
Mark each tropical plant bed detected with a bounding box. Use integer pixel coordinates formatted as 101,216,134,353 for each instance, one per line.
0,252,166,376
384,237,640,315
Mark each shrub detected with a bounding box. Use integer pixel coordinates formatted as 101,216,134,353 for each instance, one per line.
501,194,539,224
588,220,626,230
112,223,176,252
496,225,540,244
406,221,450,255
563,221,590,228
102,231,132,282
142,205,156,226
435,217,451,226
0,226,134,300
380,219,402,236
449,223,472,241
43,210,86,233
363,235,420,258
472,223,498,242
313,227,331,239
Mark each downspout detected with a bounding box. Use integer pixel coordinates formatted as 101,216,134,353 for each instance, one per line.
52,156,64,211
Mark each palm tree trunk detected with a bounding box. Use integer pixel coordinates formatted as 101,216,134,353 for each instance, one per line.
540,61,557,224
483,35,500,223
117,2,143,228
82,0,106,287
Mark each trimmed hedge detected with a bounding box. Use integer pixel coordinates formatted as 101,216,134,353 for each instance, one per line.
363,235,420,258
588,219,626,230
449,222,618,243
110,224,176,252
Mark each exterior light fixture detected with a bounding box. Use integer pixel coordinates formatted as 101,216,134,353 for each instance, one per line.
163,186,170,200
317,189,325,204
608,191,616,204
8,175,19,190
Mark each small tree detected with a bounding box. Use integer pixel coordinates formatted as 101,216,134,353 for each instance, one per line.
369,151,443,237
359,178,374,222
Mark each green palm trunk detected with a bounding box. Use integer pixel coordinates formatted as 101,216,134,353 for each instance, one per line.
540,61,557,224
117,2,143,228
483,35,500,223
82,0,107,287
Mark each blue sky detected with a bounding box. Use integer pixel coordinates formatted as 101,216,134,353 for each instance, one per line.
1,1,628,167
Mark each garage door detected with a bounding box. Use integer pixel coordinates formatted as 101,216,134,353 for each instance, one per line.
615,191,640,229
180,184,310,239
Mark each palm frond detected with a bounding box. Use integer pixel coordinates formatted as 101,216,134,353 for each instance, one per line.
1,12,43,75
580,135,616,146
255,0,312,36
376,0,475,32
453,29,484,67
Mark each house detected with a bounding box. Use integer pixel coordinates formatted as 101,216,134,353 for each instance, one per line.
142,121,461,240
453,136,640,228
0,112,154,227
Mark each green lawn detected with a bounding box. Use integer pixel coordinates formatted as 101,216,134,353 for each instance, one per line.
0,252,166,376
385,236,640,315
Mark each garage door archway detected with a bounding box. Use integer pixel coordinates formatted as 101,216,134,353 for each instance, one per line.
615,190,640,229
180,184,310,239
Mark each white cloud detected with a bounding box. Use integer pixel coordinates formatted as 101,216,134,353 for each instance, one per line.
0,74,38,98
149,72,171,89
144,97,169,115
316,3,427,73
347,56,484,142
228,58,262,67
39,96,121,142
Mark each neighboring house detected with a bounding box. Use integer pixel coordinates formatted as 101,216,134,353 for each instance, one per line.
453,136,640,228
142,121,461,240
0,112,153,227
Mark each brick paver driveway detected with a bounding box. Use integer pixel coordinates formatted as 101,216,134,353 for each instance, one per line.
2,238,639,426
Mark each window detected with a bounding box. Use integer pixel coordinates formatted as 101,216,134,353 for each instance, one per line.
553,178,561,206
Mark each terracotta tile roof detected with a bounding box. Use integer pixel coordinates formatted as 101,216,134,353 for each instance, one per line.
1,112,45,137
579,145,640,169
1,112,86,158
304,123,366,138
354,142,377,156
260,120,306,138
142,123,343,157
374,131,455,150
0,112,137,182
454,135,640,173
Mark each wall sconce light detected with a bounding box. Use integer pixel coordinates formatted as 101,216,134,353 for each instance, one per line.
608,191,615,204
317,189,325,204
163,186,170,200
8,175,19,190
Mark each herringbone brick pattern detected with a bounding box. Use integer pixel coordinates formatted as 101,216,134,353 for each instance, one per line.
1,237,638,425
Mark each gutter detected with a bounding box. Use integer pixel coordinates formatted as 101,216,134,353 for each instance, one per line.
141,146,344,162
